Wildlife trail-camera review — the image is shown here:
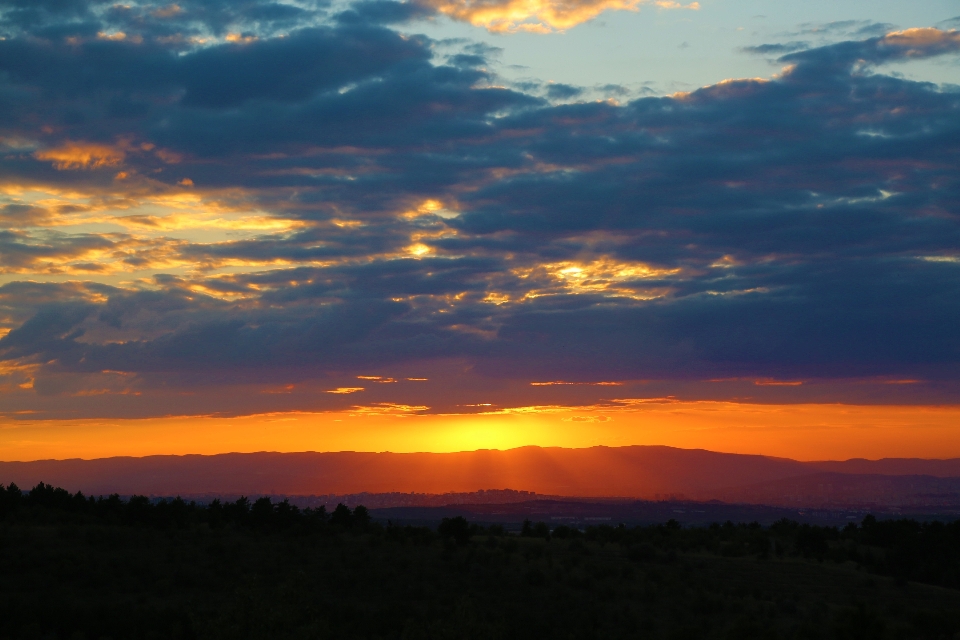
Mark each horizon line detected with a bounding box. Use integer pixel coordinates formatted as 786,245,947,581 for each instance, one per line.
3,443,959,465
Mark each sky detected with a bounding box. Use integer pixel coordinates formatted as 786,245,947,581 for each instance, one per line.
0,0,958,461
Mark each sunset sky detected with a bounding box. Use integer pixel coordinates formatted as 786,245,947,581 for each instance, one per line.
0,0,959,461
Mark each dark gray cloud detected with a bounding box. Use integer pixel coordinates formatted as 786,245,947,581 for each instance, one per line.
939,16,960,29
0,0,327,39
0,1,958,416
545,82,582,100
741,41,809,55
335,0,435,25
792,20,898,39
180,25,427,108
781,28,960,71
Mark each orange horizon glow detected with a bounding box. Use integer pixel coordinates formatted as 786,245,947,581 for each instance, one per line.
2,402,960,463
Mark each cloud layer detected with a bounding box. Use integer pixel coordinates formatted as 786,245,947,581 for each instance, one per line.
0,1,959,418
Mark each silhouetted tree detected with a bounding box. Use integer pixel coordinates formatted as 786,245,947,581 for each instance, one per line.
99,493,125,521
533,522,550,540
224,496,250,524
0,483,21,517
305,505,327,525
330,503,353,528
438,516,471,544
352,505,370,529
251,496,275,528
521,520,550,540
26,482,75,510
208,498,225,528
125,495,152,525
551,525,580,539
274,498,301,529
795,525,829,560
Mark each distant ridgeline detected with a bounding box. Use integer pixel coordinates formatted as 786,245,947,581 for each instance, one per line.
3,447,960,510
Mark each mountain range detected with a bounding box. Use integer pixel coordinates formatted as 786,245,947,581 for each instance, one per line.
3,446,960,509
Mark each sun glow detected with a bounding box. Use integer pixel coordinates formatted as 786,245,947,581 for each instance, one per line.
406,243,433,257
2,403,960,462
512,257,679,299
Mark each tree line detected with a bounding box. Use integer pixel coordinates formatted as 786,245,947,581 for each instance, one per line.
4,481,960,589
0,481,370,531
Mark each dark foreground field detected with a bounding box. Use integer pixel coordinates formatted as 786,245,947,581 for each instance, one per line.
2,484,960,640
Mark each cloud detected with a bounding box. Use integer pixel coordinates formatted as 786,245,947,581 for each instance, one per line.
419,0,698,33
0,0,323,40
0,8,959,417
335,0,436,25
0,204,55,227
880,28,960,58
741,42,809,56
780,27,960,72
938,16,960,30
178,25,430,108
545,82,583,100
0,302,95,360
791,20,898,39
34,141,126,169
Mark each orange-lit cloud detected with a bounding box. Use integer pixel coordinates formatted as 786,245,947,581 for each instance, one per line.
151,4,182,18
97,31,132,42
423,0,699,33
357,376,399,383
115,212,308,233
225,33,259,44
34,142,126,170
349,402,431,415
531,380,623,386
754,379,804,387
405,243,433,257
400,199,460,220
881,28,960,56
512,258,679,299
0,232,194,277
